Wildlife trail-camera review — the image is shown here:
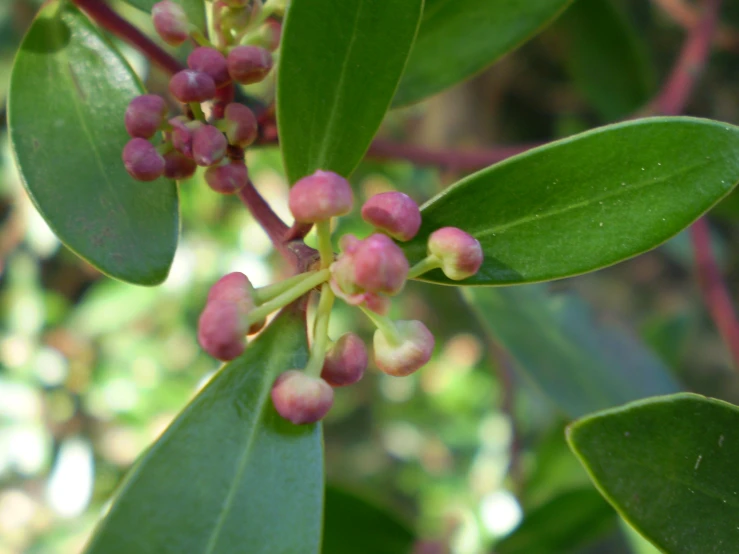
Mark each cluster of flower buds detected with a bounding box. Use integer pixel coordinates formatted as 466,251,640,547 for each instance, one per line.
122,0,281,192
197,169,484,425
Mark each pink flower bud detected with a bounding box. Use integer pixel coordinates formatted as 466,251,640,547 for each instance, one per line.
152,0,190,47
427,227,483,280
192,125,227,166
321,333,367,387
163,149,197,180
353,234,409,295
187,47,231,89
223,103,257,148
122,138,165,181
169,116,202,157
373,320,434,377
207,272,263,334
197,300,246,361
169,70,217,104
227,45,274,85
361,192,421,242
271,371,334,424
205,160,248,194
288,170,353,223
125,94,167,139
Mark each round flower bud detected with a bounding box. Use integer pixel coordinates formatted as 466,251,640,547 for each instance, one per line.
353,234,409,296
227,45,273,85
361,192,422,242
163,149,197,180
223,103,258,147
205,160,248,194
427,227,483,281
207,271,264,334
321,333,368,387
125,94,167,139
152,1,190,47
191,125,227,166
271,371,334,424
197,300,246,361
288,170,353,223
170,116,202,158
373,320,434,377
122,138,165,181
169,70,216,104
187,47,231,89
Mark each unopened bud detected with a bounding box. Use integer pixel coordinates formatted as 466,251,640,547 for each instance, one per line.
205,160,248,194
373,320,434,377
224,103,258,147
271,371,334,424
170,116,202,157
192,125,227,166
427,227,483,280
163,149,197,180
197,300,246,361
288,170,353,223
227,45,273,84
122,138,165,181
207,272,264,334
321,333,367,387
353,234,409,295
152,1,190,47
125,94,167,139
169,70,217,104
188,47,231,89
361,192,421,241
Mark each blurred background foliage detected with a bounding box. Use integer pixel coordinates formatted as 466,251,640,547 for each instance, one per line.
2,0,739,553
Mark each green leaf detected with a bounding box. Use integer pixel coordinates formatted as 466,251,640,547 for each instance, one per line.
393,0,573,107
121,0,207,32
463,286,681,418
553,0,655,120
8,2,178,285
323,486,415,554
277,0,424,183
403,117,739,285
568,393,739,554
495,488,616,554
83,307,324,554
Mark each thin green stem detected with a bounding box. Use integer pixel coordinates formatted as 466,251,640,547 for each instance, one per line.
190,28,212,47
253,271,318,304
316,220,334,269
359,306,401,346
407,255,442,280
304,284,335,378
246,269,330,327
189,102,205,121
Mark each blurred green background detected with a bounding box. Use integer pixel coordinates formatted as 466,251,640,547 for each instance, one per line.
2,1,739,553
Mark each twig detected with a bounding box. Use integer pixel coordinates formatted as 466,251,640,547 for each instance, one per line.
652,0,739,52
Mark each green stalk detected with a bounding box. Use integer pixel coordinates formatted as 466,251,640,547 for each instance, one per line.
304,284,335,378
315,220,334,269
407,255,442,280
189,102,206,121
253,271,319,304
359,305,401,346
246,268,330,327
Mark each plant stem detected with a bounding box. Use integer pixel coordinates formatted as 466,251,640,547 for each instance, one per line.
303,284,335,378
253,271,318,304
359,306,401,345
407,256,441,280
315,220,334,268
237,179,291,256
246,269,330,326
189,102,205,121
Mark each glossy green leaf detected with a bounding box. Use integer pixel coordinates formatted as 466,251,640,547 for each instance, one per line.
393,0,573,107
496,488,616,554
463,285,681,418
277,0,424,183
323,486,415,554
404,117,739,285
568,393,739,554
83,307,324,554
554,0,655,120
9,2,178,285
121,0,207,32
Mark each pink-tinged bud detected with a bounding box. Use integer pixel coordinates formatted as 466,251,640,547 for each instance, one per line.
205,160,248,194
122,138,165,181
353,234,409,295
169,70,216,104
427,227,483,280
223,103,257,147
263,20,282,51
364,292,390,315
125,94,167,139
152,1,190,47
361,192,422,241
197,300,246,361
170,116,202,157
271,371,334,424
288,170,353,223
163,149,197,180
187,47,231,89
227,45,274,85
321,333,368,387
373,320,434,377
192,125,227,167
207,272,263,334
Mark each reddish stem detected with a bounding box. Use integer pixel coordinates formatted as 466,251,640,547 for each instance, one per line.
71,0,183,76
